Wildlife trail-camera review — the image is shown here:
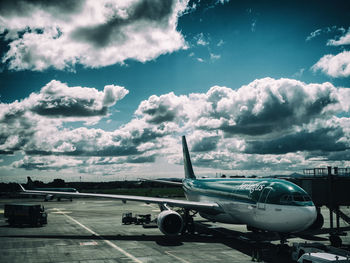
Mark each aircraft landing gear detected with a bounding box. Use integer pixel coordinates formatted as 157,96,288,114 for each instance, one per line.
277,234,290,255
181,209,196,235
251,247,263,262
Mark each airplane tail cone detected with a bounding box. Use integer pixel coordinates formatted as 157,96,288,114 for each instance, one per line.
182,136,196,179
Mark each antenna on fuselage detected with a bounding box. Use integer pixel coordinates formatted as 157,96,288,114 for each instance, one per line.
182,136,196,179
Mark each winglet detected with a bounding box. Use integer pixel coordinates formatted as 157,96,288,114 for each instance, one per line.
18,184,26,192
182,136,196,179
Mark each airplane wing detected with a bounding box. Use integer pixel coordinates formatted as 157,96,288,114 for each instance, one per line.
138,178,183,186
18,184,222,214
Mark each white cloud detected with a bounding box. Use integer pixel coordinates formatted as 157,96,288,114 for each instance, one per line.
136,77,350,139
327,27,350,46
13,155,84,171
195,33,209,46
210,53,221,61
0,0,189,71
306,29,322,42
0,80,129,154
2,77,350,176
217,39,224,47
305,26,340,42
25,80,129,119
292,68,305,78
312,51,350,78
216,0,230,5
251,19,257,32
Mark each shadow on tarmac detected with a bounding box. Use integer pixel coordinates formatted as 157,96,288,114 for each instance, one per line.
0,233,295,262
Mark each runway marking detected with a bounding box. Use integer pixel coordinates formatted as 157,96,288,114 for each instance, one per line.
48,208,72,214
165,251,190,263
54,208,142,263
50,210,72,214
80,241,98,246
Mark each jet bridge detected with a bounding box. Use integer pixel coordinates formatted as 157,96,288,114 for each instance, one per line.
285,166,350,246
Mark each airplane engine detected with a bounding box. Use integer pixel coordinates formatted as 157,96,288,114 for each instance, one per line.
157,210,183,236
307,212,324,230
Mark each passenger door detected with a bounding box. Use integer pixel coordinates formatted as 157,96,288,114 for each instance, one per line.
257,187,271,210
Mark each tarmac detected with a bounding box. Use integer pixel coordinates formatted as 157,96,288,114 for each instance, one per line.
0,197,349,263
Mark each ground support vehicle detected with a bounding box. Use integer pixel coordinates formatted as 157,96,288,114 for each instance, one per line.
122,212,137,224
297,252,350,262
135,214,151,225
292,242,350,263
4,203,47,227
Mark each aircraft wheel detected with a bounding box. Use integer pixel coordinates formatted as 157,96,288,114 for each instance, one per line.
277,244,290,255
329,235,342,247
187,222,195,234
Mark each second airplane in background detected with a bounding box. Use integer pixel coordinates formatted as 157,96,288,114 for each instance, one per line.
26,176,78,201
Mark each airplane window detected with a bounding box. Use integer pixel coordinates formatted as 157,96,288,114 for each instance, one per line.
303,195,312,201
293,194,304,202
280,195,292,204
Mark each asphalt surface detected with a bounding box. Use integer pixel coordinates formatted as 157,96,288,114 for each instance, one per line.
0,197,349,263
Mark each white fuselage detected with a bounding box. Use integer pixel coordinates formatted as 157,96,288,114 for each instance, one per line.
185,189,317,233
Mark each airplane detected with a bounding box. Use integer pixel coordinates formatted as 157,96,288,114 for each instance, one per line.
19,136,319,241
26,177,78,201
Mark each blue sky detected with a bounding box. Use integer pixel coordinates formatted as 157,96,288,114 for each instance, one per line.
1,0,350,182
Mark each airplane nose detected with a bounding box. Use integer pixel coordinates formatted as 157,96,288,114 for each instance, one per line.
296,206,317,232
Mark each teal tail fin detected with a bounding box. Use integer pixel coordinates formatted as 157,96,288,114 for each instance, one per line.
182,136,196,179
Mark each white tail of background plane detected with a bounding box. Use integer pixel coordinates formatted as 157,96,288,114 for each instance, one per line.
182,136,196,179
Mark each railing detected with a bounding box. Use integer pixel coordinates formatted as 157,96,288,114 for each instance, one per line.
303,167,350,176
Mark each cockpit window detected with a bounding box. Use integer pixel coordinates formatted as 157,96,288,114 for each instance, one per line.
280,195,292,204
279,193,312,205
293,194,304,202
262,181,314,206
303,195,311,201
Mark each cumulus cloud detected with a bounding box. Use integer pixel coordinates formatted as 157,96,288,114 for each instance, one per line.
137,78,350,138
0,0,189,71
0,104,36,154
135,92,187,124
310,27,350,78
13,155,84,171
132,77,350,170
312,51,350,78
27,80,129,118
245,127,347,154
2,77,350,175
0,80,128,155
